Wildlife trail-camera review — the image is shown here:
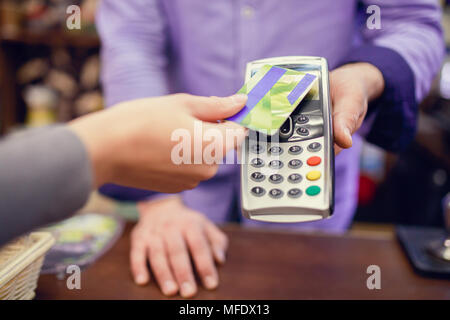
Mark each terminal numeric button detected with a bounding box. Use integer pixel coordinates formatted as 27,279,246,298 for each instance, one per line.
250,144,264,154
296,127,309,136
251,186,266,197
307,156,321,166
269,160,283,169
269,174,284,184
306,186,321,196
288,145,303,155
250,158,264,168
250,172,265,182
269,188,284,199
288,159,303,169
307,142,322,152
296,115,309,124
288,188,303,198
269,146,283,155
288,173,302,184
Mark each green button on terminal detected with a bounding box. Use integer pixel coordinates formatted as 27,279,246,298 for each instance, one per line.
306,186,321,196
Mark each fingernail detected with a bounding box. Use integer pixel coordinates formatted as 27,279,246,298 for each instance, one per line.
215,249,226,264
204,276,218,290
180,282,196,298
230,94,248,107
162,280,178,295
135,274,147,285
344,127,352,145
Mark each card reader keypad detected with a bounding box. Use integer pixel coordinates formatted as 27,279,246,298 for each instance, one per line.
246,137,324,202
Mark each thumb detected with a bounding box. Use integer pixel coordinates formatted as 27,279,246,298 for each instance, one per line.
333,113,353,149
183,94,248,122
332,95,363,149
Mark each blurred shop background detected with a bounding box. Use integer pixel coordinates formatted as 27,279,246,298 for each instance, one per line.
0,0,449,230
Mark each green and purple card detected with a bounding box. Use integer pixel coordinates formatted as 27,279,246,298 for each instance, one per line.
227,64,317,135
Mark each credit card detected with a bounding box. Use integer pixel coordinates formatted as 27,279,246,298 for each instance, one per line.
227,64,317,135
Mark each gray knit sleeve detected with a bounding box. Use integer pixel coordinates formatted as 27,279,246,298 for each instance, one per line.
0,125,93,245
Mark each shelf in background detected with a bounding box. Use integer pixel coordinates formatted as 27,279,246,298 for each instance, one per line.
0,27,100,134
0,29,100,48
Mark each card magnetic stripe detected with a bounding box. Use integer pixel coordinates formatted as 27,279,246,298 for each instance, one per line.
287,73,317,105
228,66,287,123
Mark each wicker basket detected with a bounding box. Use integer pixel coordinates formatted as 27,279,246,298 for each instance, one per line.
0,232,55,300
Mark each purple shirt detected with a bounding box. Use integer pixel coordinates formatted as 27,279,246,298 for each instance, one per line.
97,0,443,232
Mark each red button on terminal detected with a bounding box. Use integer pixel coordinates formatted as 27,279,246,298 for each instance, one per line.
307,156,321,166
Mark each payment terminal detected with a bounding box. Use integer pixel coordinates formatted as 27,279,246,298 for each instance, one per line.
240,56,335,223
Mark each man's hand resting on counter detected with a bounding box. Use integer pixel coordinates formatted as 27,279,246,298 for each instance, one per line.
130,196,228,298
68,93,247,192
330,62,384,155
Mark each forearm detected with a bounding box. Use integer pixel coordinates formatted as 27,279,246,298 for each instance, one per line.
0,126,92,245
361,0,444,102
0,94,245,245
340,45,418,151
344,1,444,151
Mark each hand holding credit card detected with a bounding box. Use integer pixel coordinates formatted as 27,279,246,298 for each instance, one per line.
227,64,317,135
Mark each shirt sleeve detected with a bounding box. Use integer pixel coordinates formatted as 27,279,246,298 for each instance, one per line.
96,0,170,107
0,126,93,245
96,0,172,202
341,0,444,151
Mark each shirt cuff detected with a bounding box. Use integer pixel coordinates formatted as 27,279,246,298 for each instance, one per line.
339,44,417,152
99,184,172,203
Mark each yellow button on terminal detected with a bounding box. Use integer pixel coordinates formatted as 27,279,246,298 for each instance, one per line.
306,170,321,181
